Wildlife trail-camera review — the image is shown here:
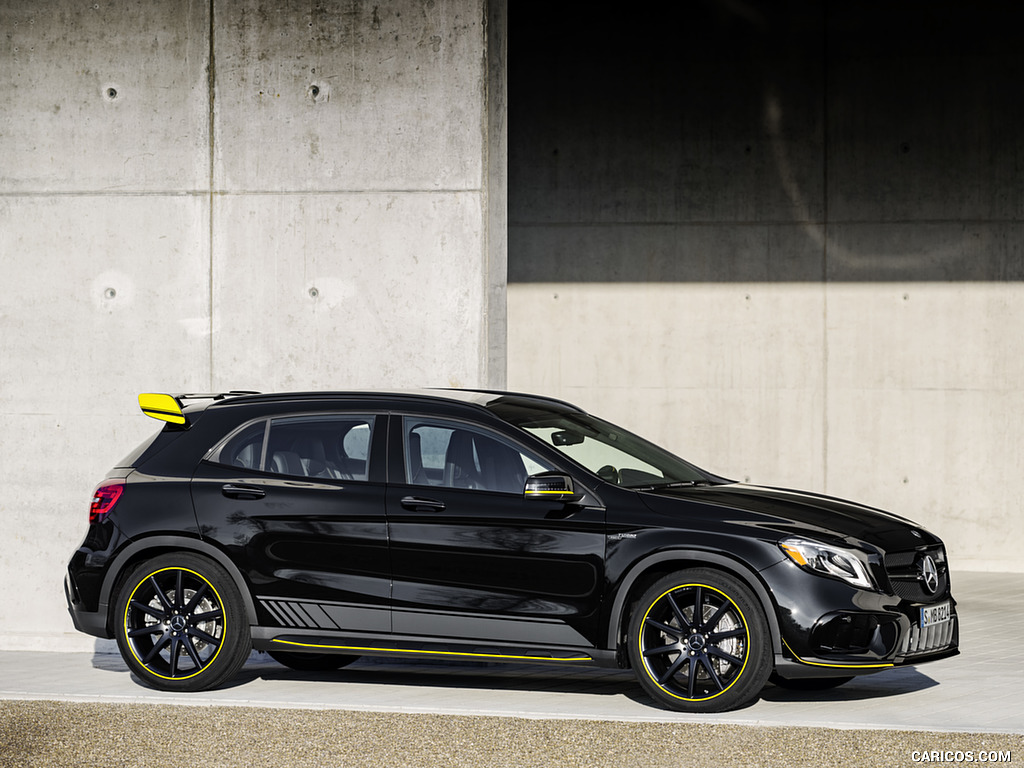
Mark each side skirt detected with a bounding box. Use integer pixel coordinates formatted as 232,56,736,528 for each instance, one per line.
251,627,619,667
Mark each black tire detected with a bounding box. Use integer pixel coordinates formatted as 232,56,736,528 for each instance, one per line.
769,672,854,691
267,650,359,671
114,553,251,692
628,568,772,713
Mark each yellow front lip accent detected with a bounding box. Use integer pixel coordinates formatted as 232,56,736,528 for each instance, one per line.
782,639,894,669
271,639,591,663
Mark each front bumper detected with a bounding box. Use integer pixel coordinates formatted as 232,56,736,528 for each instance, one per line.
764,559,959,678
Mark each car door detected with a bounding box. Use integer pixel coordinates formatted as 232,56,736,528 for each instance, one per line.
191,412,390,634
385,414,607,650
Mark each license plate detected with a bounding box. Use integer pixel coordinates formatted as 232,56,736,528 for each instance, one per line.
920,601,951,628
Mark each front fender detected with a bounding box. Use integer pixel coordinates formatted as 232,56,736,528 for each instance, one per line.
604,548,783,656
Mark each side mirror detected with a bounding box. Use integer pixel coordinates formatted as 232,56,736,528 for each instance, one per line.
524,472,581,502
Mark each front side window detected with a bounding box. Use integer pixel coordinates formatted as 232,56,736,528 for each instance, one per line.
403,417,551,494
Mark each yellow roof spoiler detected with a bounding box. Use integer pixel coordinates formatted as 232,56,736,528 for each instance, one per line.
138,391,260,427
138,393,187,425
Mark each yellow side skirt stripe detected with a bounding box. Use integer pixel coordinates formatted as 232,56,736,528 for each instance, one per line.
271,638,591,663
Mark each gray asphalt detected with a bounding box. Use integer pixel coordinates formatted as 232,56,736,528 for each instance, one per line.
1,571,1021,766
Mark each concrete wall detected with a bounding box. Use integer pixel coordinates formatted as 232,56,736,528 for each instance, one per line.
508,2,1024,571
0,0,502,650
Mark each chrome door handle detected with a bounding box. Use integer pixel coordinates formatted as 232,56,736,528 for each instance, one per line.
400,496,445,512
221,484,266,500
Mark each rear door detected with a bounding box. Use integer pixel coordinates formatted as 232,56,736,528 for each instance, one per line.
385,414,607,650
191,412,390,634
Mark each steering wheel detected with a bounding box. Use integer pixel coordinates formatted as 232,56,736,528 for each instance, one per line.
596,465,620,484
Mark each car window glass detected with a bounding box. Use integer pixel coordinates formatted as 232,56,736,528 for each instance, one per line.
214,420,266,470
265,415,375,481
403,417,552,494
491,403,709,487
343,423,371,461
527,426,664,485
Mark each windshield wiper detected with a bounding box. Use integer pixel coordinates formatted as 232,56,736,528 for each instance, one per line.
632,480,712,491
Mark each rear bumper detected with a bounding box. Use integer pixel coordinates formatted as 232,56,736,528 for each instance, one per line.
64,571,111,639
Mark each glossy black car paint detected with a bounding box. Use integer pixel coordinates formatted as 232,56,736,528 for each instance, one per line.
66,390,958,705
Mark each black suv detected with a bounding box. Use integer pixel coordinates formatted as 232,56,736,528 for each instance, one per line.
65,390,958,712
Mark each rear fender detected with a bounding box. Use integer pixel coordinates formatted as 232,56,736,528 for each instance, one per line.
97,535,258,634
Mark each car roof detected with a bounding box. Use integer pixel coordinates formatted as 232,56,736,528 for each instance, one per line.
189,388,584,415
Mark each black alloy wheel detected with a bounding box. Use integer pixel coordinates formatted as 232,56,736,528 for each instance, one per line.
267,650,360,671
114,553,251,692
628,568,772,713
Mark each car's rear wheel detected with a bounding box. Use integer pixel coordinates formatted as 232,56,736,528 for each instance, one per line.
114,553,251,692
628,568,772,713
267,650,359,671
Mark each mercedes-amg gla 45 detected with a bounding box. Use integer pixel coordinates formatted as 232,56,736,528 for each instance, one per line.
66,390,958,712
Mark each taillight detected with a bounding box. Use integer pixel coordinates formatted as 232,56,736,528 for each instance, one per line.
89,481,124,524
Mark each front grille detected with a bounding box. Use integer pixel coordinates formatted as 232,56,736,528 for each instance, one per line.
899,615,957,657
884,546,949,602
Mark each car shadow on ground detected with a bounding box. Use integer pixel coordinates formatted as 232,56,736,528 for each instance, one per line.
89,649,939,706
761,667,939,702
249,655,641,696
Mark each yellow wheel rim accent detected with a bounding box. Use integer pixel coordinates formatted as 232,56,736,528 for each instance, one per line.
638,582,751,702
123,566,227,681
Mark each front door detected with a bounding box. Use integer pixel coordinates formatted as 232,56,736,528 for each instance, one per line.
385,414,607,650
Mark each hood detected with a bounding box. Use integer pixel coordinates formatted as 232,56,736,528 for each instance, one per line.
638,482,939,553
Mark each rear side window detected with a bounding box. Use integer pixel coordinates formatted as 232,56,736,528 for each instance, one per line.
209,416,375,481
265,416,375,481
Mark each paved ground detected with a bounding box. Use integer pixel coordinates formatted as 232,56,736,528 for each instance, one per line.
3,700,1020,768
1,571,1020,735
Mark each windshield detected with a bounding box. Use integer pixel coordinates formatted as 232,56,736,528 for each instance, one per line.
491,402,712,488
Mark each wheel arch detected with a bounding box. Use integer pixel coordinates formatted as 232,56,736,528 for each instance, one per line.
606,550,783,657
98,536,258,636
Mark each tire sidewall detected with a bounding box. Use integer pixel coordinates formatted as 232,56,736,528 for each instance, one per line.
114,552,251,692
628,567,772,713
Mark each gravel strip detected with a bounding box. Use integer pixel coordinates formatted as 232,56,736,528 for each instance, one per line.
1,700,1020,768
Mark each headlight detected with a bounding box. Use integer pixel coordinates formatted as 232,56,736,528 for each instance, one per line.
779,537,875,590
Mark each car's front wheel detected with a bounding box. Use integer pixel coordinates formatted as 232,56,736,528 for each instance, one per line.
114,553,251,692
628,568,772,713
